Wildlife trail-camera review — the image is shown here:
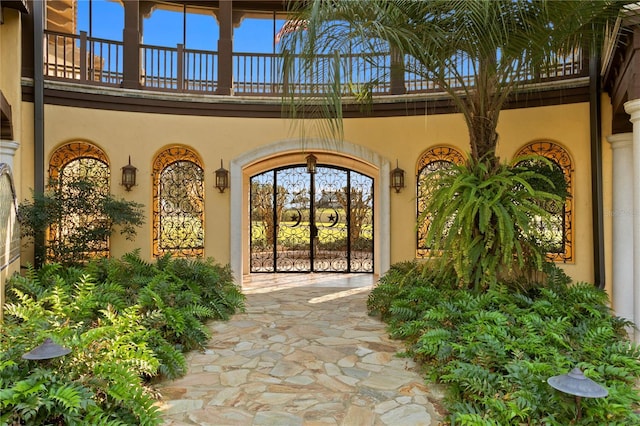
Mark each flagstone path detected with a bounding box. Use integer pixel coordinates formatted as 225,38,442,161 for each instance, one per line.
157,274,445,425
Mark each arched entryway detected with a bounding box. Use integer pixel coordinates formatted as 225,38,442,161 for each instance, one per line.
250,164,374,273
230,139,391,285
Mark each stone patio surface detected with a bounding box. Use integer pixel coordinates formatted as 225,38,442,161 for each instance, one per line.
157,274,444,425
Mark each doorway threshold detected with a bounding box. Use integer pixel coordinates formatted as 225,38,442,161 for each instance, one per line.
242,273,377,292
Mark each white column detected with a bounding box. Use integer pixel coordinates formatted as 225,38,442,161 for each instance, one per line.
606,133,634,326
0,140,20,172
624,99,640,341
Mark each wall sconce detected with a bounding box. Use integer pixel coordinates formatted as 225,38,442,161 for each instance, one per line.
215,159,229,193
306,153,317,174
390,160,405,193
121,156,137,191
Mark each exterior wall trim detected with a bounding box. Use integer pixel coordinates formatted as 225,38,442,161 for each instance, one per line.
20,78,591,119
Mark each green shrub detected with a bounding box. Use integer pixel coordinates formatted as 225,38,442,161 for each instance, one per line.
368,262,640,425
86,251,245,351
1,270,161,425
1,252,245,424
19,178,144,266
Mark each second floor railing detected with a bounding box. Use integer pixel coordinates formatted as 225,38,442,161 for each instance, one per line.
45,30,124,85
42,30,588,98
141,44,218,92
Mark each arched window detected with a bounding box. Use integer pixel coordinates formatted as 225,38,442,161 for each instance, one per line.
48,142,111,260
153,146,204,257
416,146,465,258
515,141,573,262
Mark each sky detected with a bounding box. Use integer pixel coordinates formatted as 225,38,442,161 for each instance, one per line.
76,0,286,53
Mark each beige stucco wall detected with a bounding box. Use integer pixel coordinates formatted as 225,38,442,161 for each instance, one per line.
0,8,24,318
0,9,23,126
16,98,605,286
498,103,592,283
0,8,23,184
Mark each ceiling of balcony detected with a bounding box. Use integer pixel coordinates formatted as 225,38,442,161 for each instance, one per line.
152,0,293,13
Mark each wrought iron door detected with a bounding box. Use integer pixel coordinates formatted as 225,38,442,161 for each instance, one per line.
250,165,373,273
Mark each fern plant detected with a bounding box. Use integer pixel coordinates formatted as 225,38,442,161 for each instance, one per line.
0,362,98,426
1,251,246,424
368,261,640,424
1,303,162,425
420,156,562,291
86,251,245,354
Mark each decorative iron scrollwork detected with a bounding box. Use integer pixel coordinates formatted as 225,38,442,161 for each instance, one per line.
416,146,465,258
153,146,205,258
516,141,573,262
250,164,373,273
48,142,111,260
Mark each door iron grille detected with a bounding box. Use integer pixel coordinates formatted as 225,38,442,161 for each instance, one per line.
250,165,373,273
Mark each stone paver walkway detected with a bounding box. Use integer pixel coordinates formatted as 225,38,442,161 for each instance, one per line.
157,274,444,425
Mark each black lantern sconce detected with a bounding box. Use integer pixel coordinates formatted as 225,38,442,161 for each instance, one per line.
390,160,405,193
215,159,229,193
306,153,317,174
22,337,71,360
121,156,137,191
548,367,608,421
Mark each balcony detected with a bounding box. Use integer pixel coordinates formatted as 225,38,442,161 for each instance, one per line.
43,29,588,100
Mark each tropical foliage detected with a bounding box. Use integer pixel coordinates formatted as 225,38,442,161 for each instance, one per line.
281,0,627,282
367,262,640,425
420,156,563,291
282,0,629,167
19,178,144,266
0,252,245,425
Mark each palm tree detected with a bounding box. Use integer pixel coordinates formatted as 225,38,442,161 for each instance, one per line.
281,0,632,289
282,0,628,169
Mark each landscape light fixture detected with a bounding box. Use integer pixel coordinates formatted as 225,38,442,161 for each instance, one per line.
215,159,229,193
121,156,137,191
391,160,405,193
306,153,317,174
547,367,608,420
22,337,71,360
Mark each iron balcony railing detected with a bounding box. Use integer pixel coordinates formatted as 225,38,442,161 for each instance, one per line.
42,30,588,97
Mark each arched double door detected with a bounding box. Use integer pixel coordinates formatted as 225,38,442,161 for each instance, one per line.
250,165,374,273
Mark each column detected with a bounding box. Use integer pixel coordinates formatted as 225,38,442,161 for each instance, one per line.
217,0,233,95
122,0,141,89
0,139,20,322
624,99,640,341
390,46,406,95
606,133,634,327
0,140,20,173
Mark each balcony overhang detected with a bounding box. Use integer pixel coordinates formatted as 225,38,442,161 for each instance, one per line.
20,76,591,120
1,0,29,14
161,1,291,13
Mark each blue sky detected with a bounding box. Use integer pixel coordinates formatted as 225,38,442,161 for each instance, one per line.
76,0,285,53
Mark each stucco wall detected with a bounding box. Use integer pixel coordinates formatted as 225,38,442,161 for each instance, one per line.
15,99,605,286
1,8,24,317
0,9,23,125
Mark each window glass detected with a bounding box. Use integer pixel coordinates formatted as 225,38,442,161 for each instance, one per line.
76,0,124,40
